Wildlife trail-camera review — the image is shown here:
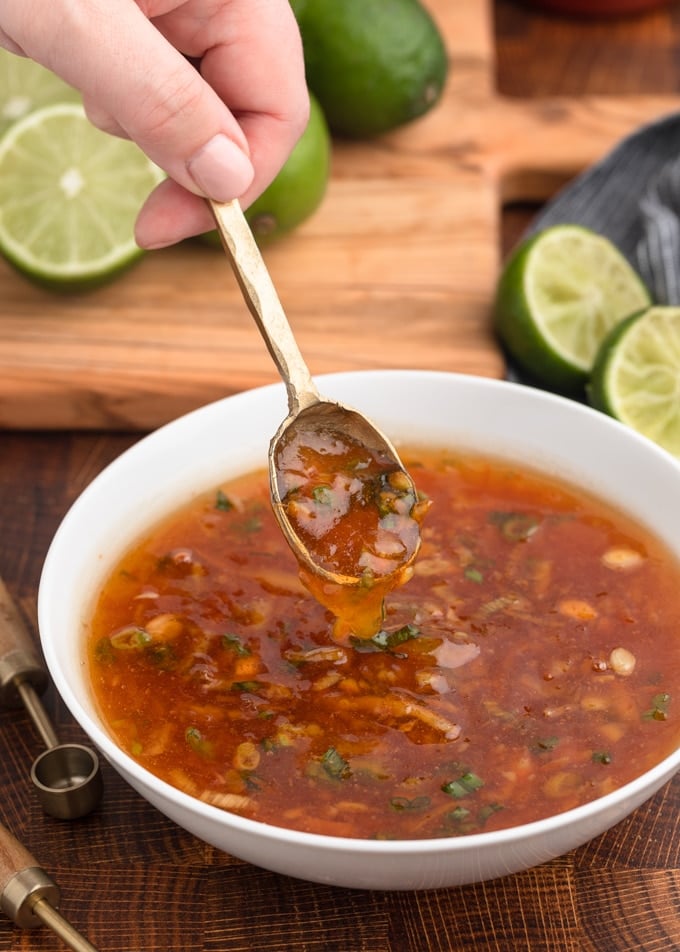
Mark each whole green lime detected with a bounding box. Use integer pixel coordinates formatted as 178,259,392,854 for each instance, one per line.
204,92,330,247
291,0,448,139
246,93,330,243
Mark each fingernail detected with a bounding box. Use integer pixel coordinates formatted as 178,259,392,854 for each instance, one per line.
186,134,254,200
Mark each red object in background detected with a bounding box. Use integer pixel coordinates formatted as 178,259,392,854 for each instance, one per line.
524,0,672,16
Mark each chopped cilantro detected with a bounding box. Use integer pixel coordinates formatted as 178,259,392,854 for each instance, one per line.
145,643,178,670
215,489,234,511
222,633,251,657
320,747,350,780
351,624,419,655
489,511,540,542
532,736,559,754
110,626,152,650
464,567,484,584
441,771,484,799
94,636,115,665
185,726,213,757
478,803,504,824
445,801,503,834
643,692,671,721
312,485,334,506
390,796,431,812
230,680,262,693
592,751,612,765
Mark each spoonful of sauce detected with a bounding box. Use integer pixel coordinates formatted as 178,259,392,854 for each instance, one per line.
209,199,430,639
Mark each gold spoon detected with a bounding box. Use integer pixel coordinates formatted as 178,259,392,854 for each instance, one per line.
209,199,426,632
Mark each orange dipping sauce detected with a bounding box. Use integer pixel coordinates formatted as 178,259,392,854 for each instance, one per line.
87,448,680,839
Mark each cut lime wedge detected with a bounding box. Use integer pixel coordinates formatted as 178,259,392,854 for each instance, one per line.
0,102,165,289
494,225,651,393
0,48,81,135
589,306,680,458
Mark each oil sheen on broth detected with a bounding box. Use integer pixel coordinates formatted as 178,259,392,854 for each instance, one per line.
87,448,680,840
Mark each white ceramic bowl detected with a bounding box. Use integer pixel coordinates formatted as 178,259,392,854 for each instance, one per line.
38,371,680,890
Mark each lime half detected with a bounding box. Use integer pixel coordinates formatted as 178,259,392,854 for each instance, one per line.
0,102,165,289
494,225,651,392
0,48,81,135
589,306,680,458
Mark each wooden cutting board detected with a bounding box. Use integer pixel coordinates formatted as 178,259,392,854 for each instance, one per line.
1,0,679,430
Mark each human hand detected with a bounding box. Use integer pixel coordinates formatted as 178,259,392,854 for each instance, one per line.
0,0,308,248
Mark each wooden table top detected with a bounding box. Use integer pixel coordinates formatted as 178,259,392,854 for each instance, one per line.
2,2,680,949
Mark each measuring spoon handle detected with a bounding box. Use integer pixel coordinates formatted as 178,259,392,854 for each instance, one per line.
0,578,46,707
0,822,100,951
0,821,60,928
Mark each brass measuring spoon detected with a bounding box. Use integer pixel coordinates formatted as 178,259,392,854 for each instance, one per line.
0,819,100,951
209,199,426,631
0,579,103,820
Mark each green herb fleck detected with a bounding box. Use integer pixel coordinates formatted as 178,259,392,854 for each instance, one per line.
146,643,178,670
489,511,540,542
478,803,504,824
312,485,334,506
464,567,484,584
320,747,350,780
94,636,116,665
185,726,214,757
110,626,152,651
351,624,419,655
222,634,251,657
592,751,612,765
441,771,484,799
359,568,376,590
643,692,671,721
230,680,262,694
532,736,559,754
215,489,234,511
390,795,431,813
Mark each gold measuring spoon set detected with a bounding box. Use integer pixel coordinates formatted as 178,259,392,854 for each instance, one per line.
0,578,102,951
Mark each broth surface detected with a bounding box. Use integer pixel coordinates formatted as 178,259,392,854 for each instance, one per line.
87,448,680,839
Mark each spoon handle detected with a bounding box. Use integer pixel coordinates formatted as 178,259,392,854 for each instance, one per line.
209,199,321,416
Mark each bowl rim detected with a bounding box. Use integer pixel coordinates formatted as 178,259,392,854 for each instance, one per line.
39,369,680,853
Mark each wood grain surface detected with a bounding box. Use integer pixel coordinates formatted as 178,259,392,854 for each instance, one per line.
2,3,680,951
2,0,680,429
